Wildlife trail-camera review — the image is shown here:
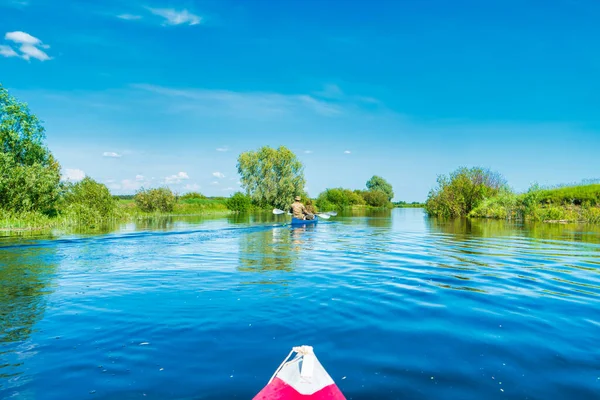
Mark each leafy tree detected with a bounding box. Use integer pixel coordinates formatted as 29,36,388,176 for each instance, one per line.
425,167,507,218
60,177,116,217
315,188,365,210
226,192,252,212
0,84,61,212
134,187,177,212
237,145,305,210
180,192,206,201
366,175,394,201
360,190,390,207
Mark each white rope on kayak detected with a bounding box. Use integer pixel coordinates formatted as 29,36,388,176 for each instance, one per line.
267,346,315,384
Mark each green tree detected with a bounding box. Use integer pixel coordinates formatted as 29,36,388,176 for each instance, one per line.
366,175,394,201
425,167,507,218
0,84,61,213
60,177,117,218
237,145,306,210
134,187,177,212
226,191,252,212
361,189,390,207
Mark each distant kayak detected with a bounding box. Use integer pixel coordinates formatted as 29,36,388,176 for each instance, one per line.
290,216,319,225
253,346,345,400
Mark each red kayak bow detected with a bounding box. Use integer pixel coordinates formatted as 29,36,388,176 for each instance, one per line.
253,346,345,400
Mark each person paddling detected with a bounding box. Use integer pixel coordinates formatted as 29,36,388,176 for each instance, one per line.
290,196,314,220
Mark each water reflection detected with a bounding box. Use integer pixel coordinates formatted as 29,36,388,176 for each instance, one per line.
0,244,58,383
428,217,600,245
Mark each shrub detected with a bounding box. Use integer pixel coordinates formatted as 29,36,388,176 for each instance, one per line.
226,192,252,212
360,190,390,207
60,177,116,217
425,167,507,218
315,188,365,209
180,192,206,201
134,187,176,213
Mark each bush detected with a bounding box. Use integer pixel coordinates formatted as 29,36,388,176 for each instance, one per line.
315,188,365,209
425,167,507,218
60,177,116,217
180,192,206,201
226,192,252,212
360,190,390,207
134,187,176,213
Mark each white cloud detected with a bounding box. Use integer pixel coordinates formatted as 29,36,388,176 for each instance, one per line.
121,179,143,191
135,174,144,181
117,14,142,20
148,8,201,26
132,84,344,118
3,31,51,61
63,168,85,182
103,151,122,158
0,45,18,57
304,150,313,154
210,181,219,185
184,183,201,191
216,146,229,152
212,171,225,179
344,150,352,154
164,171,189,184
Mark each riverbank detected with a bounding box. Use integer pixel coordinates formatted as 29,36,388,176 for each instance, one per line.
0,198,232,232
469,184,600,223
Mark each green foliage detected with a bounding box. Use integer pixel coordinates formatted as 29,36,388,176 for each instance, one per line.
315,188,365,210
134,187,177,213
226,192,252,212
237,145,305,210
425,167,507,218
0,84,61,213
60,177,116,218
535,184,600,206
366,175,394,201
180,192,206,201
360,190,390,207
469,189,519,219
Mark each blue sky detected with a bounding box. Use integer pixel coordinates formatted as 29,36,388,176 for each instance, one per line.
1,0,599,201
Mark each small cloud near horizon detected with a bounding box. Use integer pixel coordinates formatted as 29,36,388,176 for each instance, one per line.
103,151,122,158
164,171,189,184
212,171,225,179
216,146,229,152
344,150,351,154
184,183,201,191
135,174,144,181
62,168,85,182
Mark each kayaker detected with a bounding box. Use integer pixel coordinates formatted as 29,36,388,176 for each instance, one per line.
290,196,314,220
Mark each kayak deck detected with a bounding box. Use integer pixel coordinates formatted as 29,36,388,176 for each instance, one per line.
291,216,319,225
253,346,345,400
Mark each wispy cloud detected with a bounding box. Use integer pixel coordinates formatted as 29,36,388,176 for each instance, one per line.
2,31,52,61
135,174,144,182
210,181,219,185
344,150,352,154
103,151,122,158
0,45,18,58
132,84,344,118
117,14,142,20
212,171,225,179
304,150,313,154
62,168,85,182
148,8,201,26
164,171,189,184
216,146,229,152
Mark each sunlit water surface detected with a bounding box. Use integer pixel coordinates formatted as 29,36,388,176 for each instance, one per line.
1,209,599,399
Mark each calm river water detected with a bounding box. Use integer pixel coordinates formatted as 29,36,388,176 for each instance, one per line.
1,208,599,399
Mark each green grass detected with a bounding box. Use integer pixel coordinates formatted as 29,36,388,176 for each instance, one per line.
0,197,232,232
469,184,600,223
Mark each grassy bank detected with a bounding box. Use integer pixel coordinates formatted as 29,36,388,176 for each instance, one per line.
0,197,231,232
469,184,600,223
393,201,425,208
